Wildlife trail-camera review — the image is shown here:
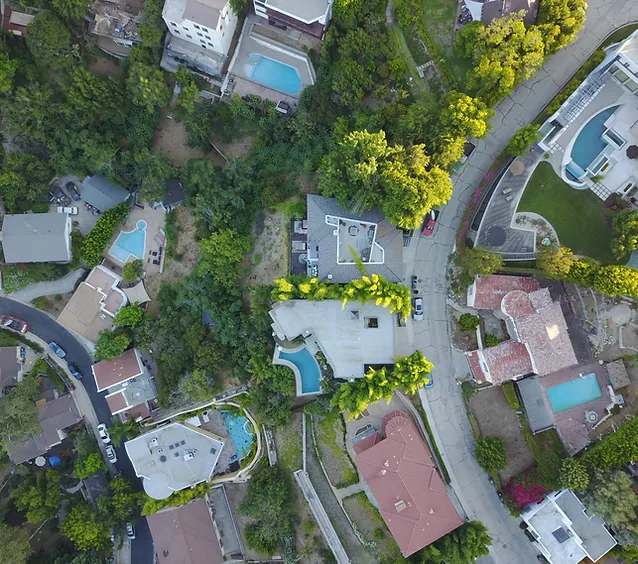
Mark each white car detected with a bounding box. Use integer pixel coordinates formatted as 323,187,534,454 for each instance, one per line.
105,445,117,464
57,206,79,215
97,424,111,445
126,522,136,540
413,297,424,321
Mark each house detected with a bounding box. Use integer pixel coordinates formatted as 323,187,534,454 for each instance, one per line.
0,347,21,391
58,265,127,344
162,0,238,59
270,300,396,381
252,0,333,39
306,195,404,284
466,275,578,385
92,348,157,421
125,422,225,499
1,213,72,264
479,0,538,25
354,411,462,557
81,176,130,212
91,0,143,57
83,473,108,506
538,30,638,202
2,8,35,36
8,393,82,464
522,490,616,564
160,179,186,213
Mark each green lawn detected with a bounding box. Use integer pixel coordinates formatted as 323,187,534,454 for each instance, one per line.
517,162,615,264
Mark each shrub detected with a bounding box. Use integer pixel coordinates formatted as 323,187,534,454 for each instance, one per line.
81,203,129,267
474,436,507,474
504,468,549,509
459,313,480,331
501,382,521,410
558,458,590,492
581,416,638,469
122,259,143,282
484,333,501,347
141,482,211,515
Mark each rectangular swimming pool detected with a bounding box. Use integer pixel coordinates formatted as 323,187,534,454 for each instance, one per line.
245,53,301,96
547,373,602,414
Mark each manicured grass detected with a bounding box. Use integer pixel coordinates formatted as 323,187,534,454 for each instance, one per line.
517,162,615,264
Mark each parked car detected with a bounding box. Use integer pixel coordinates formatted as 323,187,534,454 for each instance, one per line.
126,522,135,540
57,206,79,215
413,297,424,321
48,342,66,358
0,315,29,333
66,181,81,201
97,424,111,444
68,363,83,380
51,186,71,206
459,141,476,164
422,209,439,236
105,445,117,464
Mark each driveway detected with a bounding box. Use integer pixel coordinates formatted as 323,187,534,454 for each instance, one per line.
407,7,638,564
0,298,153,564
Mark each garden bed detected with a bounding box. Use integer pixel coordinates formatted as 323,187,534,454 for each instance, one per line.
273,412,303,474
2,263,71,294
313,412,359,489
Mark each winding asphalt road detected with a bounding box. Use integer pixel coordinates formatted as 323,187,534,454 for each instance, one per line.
407,5,638,564
0,298,153,564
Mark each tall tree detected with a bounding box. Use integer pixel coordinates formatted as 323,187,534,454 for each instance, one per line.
0,523,33,564
558,458,590,492
26,13,72,69
12,470,62,523
94,330,131,361
0,152,53,213
537,0,587,55
0,375,40,450
198,229,253,291
126,62,170,112
97,477,141,526
439,92,494,139
113,303,144,329
134,148,176,203
63,502,111,551
0,51,16,93
52,0,92,21
611,209,638,261
537,246,576,278
506,124,541,156
455,246,503,277
420,521,492,564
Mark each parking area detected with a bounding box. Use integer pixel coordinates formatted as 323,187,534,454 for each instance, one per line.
49,175,100,235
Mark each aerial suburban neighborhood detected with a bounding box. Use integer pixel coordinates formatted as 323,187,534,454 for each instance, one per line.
2,0,638,563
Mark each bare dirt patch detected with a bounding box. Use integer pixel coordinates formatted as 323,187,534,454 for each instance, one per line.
450,309,478,351
214,135,254,160
145,207,200,310
32,292,73,317
469,387,534,483
87,54,123,79
244,210,288,287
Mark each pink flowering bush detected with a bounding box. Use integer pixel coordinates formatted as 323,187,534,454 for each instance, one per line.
504,468,549,508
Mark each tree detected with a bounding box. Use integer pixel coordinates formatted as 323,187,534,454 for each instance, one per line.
474,436,507,474
74,452,105,479
12,470,62,523
110,417,141,446
0,51,16,93
583,470,638,542
439,92,494,139
57,553,103,564
537,0,587,55
177,80,200,115
0,152,53,213
558,458,590,492
26,13,71,69
392,351,434,394
506,124,541,156
199,229,253,291
127,62,170,113
420,521,492,564
0,523,33,564
178,368,218,403
593,265,638,298
455,246,503,277
81,203,129,267
94,330,131,361
582,417,638,469
611,209,638,261
134,148,176,203
0,375,40,450
97,477,141,526
4,84,55,142
228,0,247,15
537,246,576,278
459,313,480,331
122,259,144,282
52,0,91,21
138,0,165,48
113,303,144,329
63,502,111,551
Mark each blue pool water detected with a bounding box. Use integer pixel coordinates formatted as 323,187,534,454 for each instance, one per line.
109,220,147,263
547,373,602,414
570,106,618,170
222,411,254,460
280,347,321,394
245,53,301,95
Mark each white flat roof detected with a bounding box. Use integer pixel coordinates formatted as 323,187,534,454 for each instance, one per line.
124,422,224,499
270,300,396,380
265,0,329,23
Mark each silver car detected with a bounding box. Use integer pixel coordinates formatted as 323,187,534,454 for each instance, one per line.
413,297,424,321
105,445,117,464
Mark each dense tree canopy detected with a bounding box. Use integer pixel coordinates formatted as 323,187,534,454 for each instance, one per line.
420,521,492,564
63,502,111,551
611,209,638,261
26,13,72,69
506,124,541,156
0,375,40,450
0,523,33,564
94,330,131,361
558,458,590,492
12,470,62,523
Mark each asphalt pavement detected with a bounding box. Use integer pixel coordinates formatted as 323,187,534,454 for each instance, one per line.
0,298,153,564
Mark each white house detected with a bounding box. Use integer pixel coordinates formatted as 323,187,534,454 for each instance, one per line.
162,0,237,58
252,0,332,39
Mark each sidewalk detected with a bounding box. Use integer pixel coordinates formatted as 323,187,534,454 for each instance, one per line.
3,269,86,303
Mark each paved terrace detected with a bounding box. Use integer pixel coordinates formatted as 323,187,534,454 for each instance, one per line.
475,148,542,256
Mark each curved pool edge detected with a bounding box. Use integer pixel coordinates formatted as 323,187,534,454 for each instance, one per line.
107,222,148,264
272,344,321,397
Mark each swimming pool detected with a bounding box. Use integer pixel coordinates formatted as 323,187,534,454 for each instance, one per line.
278,347,321,394
547,373,602,414
245,53,301,95
570,106,618,170
109,220,147,263
222,411,254,460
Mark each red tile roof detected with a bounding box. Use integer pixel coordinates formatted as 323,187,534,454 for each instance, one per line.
354,412,462,556
470,275,540,310
482,341,534,385
353,432,381,455
92,349,143,392
105,391,128,414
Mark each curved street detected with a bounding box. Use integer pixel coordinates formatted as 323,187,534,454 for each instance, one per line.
410,4,638,564
0,298,153,564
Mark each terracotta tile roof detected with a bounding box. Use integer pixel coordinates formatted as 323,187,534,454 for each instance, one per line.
480,342,534,385
501,290,536,318
467,351,487,383
92,349,143,392
354,412,462,556
105,391,128,414
469,275,540,309
353,432,381,454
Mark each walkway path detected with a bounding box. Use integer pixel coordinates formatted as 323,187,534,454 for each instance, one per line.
3,269,85,303
407,8,638,564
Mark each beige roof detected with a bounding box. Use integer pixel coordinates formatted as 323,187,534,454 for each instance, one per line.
122,281,151,304
606,360,631,389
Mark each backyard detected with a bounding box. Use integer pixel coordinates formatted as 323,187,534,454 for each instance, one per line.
517,162,615,264
313,412,359,489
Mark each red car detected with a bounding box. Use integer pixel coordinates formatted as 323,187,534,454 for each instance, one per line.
0,315,29,334
422,210,439,236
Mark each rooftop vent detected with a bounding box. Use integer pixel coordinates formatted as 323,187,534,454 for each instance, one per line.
149,437,158,448
159,455,167,463
552,527,571,544
395,500,407,513
349,310,360,320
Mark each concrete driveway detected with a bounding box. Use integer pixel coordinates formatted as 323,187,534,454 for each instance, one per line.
405,7,638,564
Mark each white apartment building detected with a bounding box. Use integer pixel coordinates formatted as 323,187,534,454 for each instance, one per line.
162,0,237,57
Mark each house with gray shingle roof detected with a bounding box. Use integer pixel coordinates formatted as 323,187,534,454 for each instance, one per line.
1,213,72,264
306,195,404,284
81,176,130,212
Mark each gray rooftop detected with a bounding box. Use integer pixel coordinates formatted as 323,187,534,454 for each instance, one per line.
2,213,71,264
306,195,404,283
81,176,129,212
265,0,330,22
163,0,226,28
160,33,225,76
270,300,396,380
619,33,638,67
84,473,108,505
516,376,554,433
125,422,225,500
606,359,630,389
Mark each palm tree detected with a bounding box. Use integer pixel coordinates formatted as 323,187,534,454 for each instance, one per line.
110,417,141,446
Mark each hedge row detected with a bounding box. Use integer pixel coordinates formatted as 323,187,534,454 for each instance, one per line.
81,203,130,267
